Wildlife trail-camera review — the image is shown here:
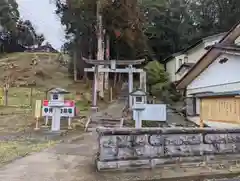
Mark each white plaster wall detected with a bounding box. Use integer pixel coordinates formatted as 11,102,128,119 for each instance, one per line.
187,82,240,95
187,54,240,95
175,54,186,81
186,44,206,64
175,44,207,81
203,34,225,48
235,36,240,45
166,58,176,82
167,34,225,83
175,54,186,69
204,38,223,47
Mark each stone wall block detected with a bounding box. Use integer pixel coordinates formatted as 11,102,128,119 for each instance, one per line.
96,127,240,171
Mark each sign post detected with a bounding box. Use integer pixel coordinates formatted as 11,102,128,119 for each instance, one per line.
42,100,75,131
48,100,64,131
34,100,42,130
41,88,75,132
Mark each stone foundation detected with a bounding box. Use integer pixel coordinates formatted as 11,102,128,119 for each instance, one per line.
96,127,240,171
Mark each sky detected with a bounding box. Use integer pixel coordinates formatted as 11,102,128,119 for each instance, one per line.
16,0,66,50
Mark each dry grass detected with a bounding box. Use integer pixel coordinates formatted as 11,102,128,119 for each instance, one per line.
0,52,92,109
0,140,58,165
0,52,91,165
0,52,70,87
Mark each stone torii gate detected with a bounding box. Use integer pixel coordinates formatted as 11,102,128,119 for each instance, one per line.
83,57,147,110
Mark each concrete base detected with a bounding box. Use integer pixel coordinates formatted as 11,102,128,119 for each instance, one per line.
91,106,98,112
42,130,67,136
41,125,50,128
34,127,40,131
67,126,73,130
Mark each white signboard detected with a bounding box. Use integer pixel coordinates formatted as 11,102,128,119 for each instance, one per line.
48,100,65,107
42,106,75,117
133,104,166,122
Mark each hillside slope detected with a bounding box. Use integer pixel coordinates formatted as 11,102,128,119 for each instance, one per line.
0,52,72,88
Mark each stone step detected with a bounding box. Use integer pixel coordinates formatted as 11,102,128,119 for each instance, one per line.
86,119,121,131
89,119,121,125
88,124,120,128
90,121,121,125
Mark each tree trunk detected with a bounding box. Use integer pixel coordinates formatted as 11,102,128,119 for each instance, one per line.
73,50,77,82
96,0,104,98
104,34,110,90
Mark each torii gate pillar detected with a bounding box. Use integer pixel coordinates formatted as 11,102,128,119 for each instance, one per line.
128,65,133,108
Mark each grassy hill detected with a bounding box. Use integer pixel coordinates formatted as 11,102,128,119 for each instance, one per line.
0,52,73,88
0,52,94,112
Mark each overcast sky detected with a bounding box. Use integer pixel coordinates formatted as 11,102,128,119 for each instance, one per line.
16,0,66,50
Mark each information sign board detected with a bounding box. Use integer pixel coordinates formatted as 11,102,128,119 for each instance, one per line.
42,100,75,117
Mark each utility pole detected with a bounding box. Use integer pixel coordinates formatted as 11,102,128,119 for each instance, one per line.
96,0,104,98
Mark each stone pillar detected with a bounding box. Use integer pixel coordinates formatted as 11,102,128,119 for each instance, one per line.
128,65,133,109
92,65,98,109
51,108,61,131
45,116,49,126
68,117,72,129
135,111,142,128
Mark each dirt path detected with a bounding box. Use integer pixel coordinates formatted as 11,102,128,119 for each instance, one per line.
0,132,97,181
0,99,126,181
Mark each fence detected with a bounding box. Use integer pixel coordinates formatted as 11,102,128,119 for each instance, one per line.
96,127,240,171
0,87,92,117
1,87,47,107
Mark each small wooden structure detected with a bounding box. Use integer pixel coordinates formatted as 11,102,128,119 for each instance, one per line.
196,91,240,127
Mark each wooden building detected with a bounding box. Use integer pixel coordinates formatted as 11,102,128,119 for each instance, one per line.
196,91,240,128
176,22,240,128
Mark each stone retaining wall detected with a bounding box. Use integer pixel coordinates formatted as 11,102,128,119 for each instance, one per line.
96,128,240,171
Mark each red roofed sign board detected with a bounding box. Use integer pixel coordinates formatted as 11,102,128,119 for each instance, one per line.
42,100,75,117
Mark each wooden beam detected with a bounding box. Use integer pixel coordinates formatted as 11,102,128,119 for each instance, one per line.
84,67,144,73
82,57,145,65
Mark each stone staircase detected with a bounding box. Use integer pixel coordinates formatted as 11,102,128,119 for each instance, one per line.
118,82,129,102
86,83,128,131
86,102,125,131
